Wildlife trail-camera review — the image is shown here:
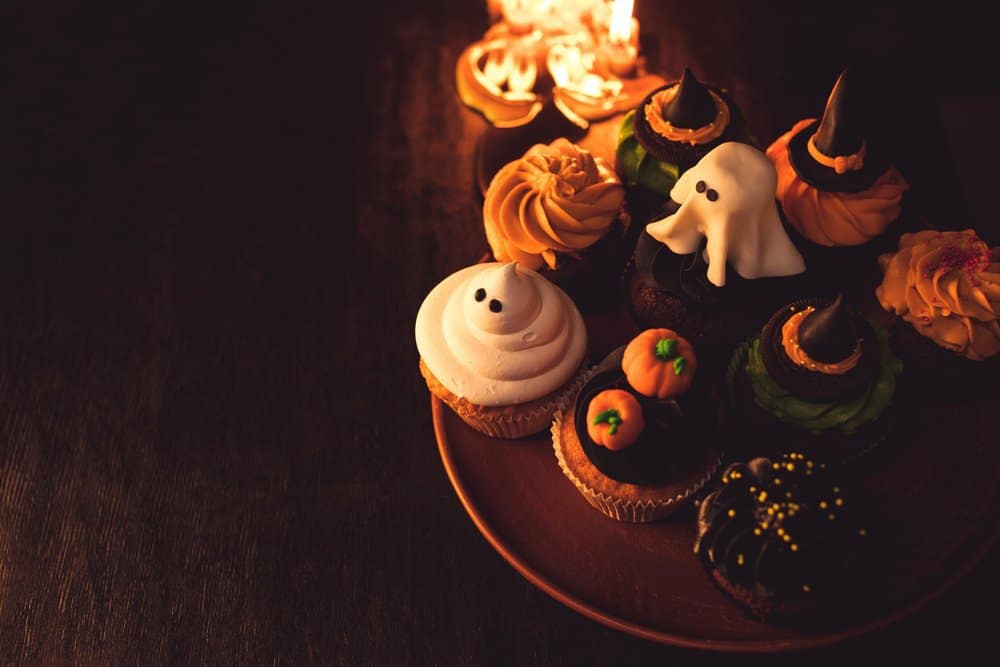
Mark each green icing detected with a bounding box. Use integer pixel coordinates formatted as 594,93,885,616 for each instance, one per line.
615,110,679,195
593,408,622,435
655,337,677,361
743,322,902,435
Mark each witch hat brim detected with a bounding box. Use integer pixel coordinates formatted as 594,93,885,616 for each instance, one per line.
786,70,889,193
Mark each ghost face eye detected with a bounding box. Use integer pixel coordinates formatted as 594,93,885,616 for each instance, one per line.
695,180,707,193
474,288,486,302
706,188,718,202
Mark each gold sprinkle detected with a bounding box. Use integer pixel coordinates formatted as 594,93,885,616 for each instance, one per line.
777,513,785,520
819,501,828,509
828,513,836,520
767,507,774,515
776,528,784,536
774,478,781,485
749,486,757,493
783,534,791,542
758,491,768,502
773,463,780,469
737,554,745,566
806,461,814,468
802,584,811,593
859,528,867,536
727,509,736,517
790,544,799,552
833,487,841,493
754,528,762,536
835,498,844,506
785,492,793,498
785,462,795,471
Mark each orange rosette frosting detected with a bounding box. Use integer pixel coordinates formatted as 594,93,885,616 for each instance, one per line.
621,328,697,399
483,138,625,271
876,229,1000,360
766,119,909,247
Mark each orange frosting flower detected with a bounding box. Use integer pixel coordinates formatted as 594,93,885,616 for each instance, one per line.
483,139,625,270
876,229,1000,361
766,119,909,247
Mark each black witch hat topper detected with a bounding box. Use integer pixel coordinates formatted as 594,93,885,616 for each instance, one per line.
660,67,717,129
786,69,888,193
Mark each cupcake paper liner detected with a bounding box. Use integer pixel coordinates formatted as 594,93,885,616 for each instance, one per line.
421,357,589,440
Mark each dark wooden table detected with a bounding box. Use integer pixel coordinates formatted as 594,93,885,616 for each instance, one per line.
3,0,997,664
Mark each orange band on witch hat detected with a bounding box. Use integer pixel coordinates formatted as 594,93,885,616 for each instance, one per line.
807,133,866,175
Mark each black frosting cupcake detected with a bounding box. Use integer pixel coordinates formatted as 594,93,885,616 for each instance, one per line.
694,453,880,622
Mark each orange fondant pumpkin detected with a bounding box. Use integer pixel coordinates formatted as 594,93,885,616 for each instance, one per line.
585,389,644,450
621,328,697,399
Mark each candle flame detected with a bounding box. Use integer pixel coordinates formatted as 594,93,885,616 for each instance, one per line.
608,0,633,43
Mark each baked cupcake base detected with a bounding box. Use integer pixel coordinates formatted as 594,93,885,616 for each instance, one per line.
885,317,1000,402
420,357,588,440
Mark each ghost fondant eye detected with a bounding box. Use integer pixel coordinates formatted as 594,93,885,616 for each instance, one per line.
474,288,486,301
695,180,707,193
706,188,718,202
489,299,503,313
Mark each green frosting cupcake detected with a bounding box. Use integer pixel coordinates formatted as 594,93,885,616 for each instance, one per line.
742,321,902,435
615,110,679,196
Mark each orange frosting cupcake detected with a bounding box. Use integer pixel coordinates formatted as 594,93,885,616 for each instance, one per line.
876,229,1000,361
767,119,909,247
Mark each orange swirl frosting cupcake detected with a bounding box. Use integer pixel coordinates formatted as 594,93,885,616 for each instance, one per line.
483,138,625,271
876,229,1000,361
766,68,909,248
767,118,909,247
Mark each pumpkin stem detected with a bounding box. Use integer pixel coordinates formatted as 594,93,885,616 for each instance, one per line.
673,357,686,375
655,338,677,361
593,408,623,435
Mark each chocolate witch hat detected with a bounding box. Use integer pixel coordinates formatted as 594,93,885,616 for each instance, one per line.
632,66,743,168
786,69,888,192
759,295,879,403
660,67,717,129
798,294,857,363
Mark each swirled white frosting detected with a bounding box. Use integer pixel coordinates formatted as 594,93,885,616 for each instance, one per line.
415,262,587,406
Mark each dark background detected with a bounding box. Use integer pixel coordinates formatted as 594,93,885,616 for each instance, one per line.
2,0,997,664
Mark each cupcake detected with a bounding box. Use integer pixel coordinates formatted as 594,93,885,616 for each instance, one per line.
483,138,631,312
615,67,753,225
625,141,807,360
552,328,724,522
693,453,880,622
725,294,903,470
765,68,913,292
415,261,588,439
875,229,1000,396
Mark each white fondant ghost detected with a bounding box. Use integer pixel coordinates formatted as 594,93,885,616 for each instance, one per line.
645,142,805,287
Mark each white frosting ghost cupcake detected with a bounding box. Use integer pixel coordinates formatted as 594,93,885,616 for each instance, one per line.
415,261,589,438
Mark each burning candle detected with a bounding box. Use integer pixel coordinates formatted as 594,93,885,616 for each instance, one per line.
604,0,638,77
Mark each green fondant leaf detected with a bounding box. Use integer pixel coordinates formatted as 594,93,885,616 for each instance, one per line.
655,338,677,361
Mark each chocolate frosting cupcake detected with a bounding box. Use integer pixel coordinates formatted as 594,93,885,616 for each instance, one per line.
573,362,707,485
694,453,876,621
